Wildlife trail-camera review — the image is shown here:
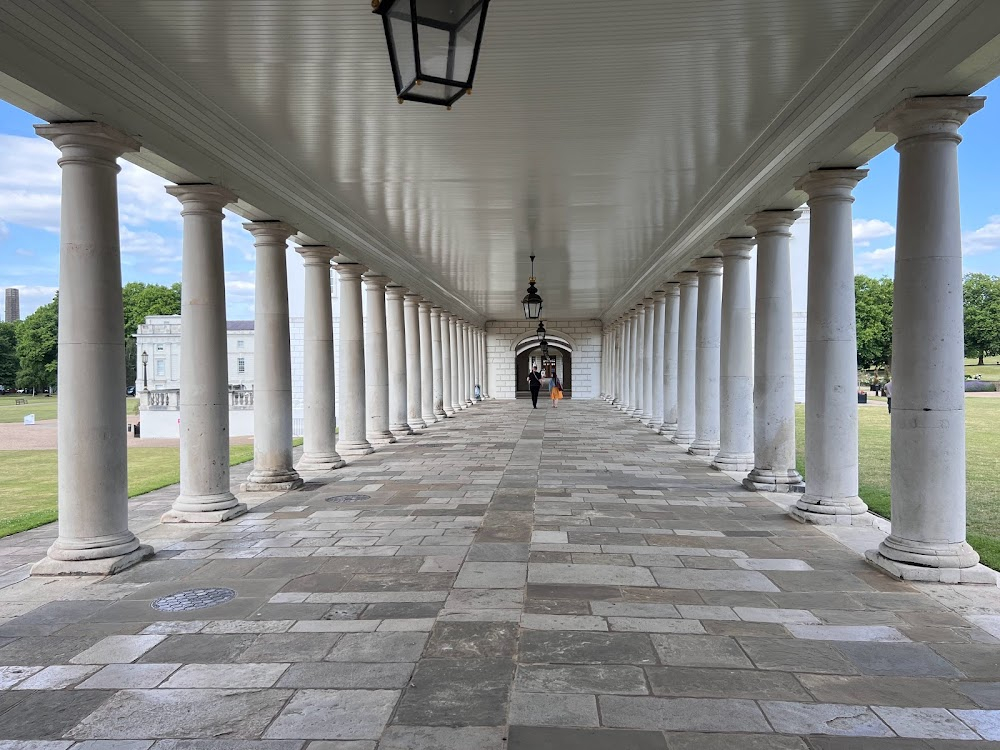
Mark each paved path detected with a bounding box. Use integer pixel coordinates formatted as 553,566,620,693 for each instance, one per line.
0,400,1000,747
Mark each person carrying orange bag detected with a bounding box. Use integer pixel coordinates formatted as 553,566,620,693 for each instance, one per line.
550,374,563,408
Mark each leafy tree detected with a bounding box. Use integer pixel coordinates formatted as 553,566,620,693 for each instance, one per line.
0,322,18,389
963,273,1000,366
855,275,893,374
121,282,181,383
16,295,58,392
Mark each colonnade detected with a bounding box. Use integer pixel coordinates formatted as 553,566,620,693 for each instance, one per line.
29,120,489,575
599,95,991,584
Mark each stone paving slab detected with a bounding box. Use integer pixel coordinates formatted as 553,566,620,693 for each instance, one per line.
0,402,999,744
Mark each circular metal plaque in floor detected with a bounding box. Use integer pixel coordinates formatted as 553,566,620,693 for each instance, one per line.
151,587,237,612
326,494,371,503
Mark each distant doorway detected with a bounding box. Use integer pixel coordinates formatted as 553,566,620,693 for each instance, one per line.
515,346,572,399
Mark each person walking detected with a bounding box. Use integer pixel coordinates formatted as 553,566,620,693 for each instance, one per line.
550,372,563,408
884,378,892,414
527,365,543,408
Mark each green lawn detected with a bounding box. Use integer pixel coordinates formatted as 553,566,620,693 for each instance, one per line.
795,397,1000,569
0,394,59,423
0,442,272,538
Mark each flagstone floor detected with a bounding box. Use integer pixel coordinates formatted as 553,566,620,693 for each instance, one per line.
1,400,1000,748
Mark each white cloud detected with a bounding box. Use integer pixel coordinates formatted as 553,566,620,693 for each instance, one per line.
14,248,33,257
118,162,183,227
0,219,7,243
852,218,895,247
11,284,59,317
855,245,895,274
119,226,182,267
0,135,61,232
963,215,1000,257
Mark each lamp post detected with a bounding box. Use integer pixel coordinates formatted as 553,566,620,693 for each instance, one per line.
522,254,543,319
141,350,148,391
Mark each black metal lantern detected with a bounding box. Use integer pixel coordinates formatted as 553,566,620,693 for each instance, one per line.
540,339,549,358
522,254,543,320
536,321,546,341
373,0,491,108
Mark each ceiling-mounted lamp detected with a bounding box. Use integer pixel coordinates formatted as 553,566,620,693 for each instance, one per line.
536,320,546,341
522,254,543,320
540,339,549,358
372,0,491,109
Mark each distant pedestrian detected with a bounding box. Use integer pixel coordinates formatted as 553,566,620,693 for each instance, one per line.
527,366,542,408
550,374,563,408
884,379,892,414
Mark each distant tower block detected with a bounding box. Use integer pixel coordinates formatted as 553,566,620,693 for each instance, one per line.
4,289,19,323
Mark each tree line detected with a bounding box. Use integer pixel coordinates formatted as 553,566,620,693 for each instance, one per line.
0,282,181,392
856,272,1000,373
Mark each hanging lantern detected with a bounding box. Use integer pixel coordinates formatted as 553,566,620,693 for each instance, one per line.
373,0,491,108
536,320,546,341
540,339,549,358
522,254,543,320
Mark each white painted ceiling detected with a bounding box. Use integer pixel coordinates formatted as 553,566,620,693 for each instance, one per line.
1,0,999,322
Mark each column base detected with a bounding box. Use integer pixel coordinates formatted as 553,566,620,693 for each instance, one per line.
650,421,663,431
789,494,869,525
422,413,439,425
32,544,154,577
640,415,653,426
409,418,428,430
339,441,375,457
242,468,304,492
671,430,695,446
465,399,474,407
688,440,720,457
435,409,449,420
865,544,995,585
711,452,755,472
743,468,805,493
162,504,248,524
659,422,677,436
390,424,414,437
367,431,397,446
443,407,455,417
295,453,347,472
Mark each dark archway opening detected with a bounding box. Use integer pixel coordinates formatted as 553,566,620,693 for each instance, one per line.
515,346,572,399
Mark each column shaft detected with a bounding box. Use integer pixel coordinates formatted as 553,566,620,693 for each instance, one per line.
431,307,446,418
642,298,655,424
661,285,680,435
620,316,632,410
673,274,698,444
418,301,437,424
441,312,455,416
713,239,756,471
364,275,395,445
791,171,869,522
744,211,804,492
449,317,462,413
163,185,246,522
336,263,374,455
386,285,412,436
404,294,426,429
631,306,645,418
651,292,666,430
866,96,989,582
32,122,152,575
690,259,723,456
244,222,302,490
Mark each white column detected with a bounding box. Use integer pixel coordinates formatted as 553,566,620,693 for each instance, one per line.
713,239,756,471
631,305,645,418
866,96,990,583
364,274,395,446
32,122,152,575
404,293,426,429
651,291,666,431
661,283,680,435
744,211,804,492
449,316,462,413
440,311,455,416
617,317,628,409
791,171,869,522
418,300,437,425
614,320,625,406
243,221,302,490
160,185,246,523
335,262,374,455
476,329,486,399
627,311,638,412
673,272,698,445
386,284,412,437
689,257,723,457
293,244,345,472
641,298,655,424
430,307,447,419
463,322,474,406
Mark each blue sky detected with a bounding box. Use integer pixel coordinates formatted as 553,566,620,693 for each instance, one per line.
2,79,999,320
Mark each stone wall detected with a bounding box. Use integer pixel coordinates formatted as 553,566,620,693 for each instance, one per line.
486,319,603,400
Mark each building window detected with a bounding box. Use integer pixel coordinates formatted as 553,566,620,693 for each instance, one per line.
155,344,164,352
237,339,244,350
237,357,245,374
155,358,166,377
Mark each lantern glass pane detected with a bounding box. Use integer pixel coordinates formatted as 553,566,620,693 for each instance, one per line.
451,3,483,83
411,80,463,103
388,4,417,91
415,0,481,26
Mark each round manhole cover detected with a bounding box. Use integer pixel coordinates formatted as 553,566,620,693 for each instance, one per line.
151,587,237,612
326,494,371,504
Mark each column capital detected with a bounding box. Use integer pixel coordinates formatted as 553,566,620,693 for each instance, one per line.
362,273,390,290
715,237,755,259
642,297,655,308
676,270,699,287
651,289,667,300
430,306,442,319
295,245,336,265
418,299,434,311
35,121,139,167
334,261,368,278
794,169,868,202
385,284,407,299
441,310,453,321
748,210,801,237
692,256,723,274
165,184,236,215
664,281,681,297
244,220,295,244
403,292,422,306
876,95,985,145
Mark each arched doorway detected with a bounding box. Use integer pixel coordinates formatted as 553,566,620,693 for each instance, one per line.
515,345,572,399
